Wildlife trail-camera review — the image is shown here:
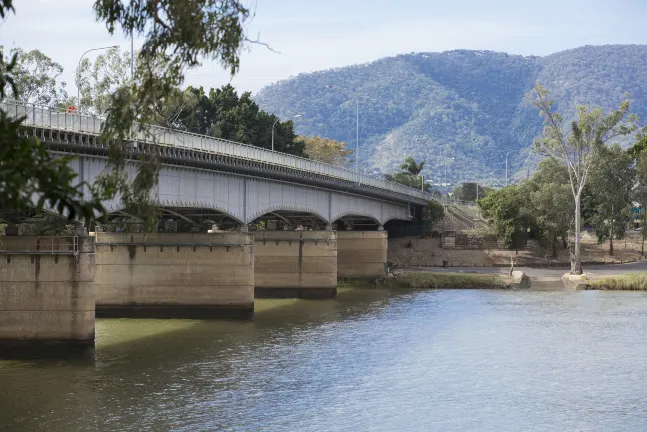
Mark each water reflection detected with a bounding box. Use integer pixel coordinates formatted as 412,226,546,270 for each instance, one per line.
2,288,647,431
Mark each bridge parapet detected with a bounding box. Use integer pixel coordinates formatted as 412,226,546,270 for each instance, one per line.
4,99,433,205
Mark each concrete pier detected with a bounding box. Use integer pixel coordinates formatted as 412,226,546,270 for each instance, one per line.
337,231,388,279
0,236,95,358
94,232,254,319
254,231,337,299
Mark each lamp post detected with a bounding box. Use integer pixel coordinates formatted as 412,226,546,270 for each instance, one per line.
325,85,359,178
76,45,118,111
505,151,512,186
444,156,454,202
272,114,301,152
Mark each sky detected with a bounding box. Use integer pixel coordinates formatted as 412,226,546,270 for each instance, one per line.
2,0,647,95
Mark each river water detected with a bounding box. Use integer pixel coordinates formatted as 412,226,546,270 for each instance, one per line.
2,287,647,431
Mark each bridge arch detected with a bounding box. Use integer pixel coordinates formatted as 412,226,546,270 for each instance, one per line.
247,204,329,226
97,201,245,233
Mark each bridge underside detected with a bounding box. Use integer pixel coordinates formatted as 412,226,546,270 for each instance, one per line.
96,206,382,232
71,155,416,229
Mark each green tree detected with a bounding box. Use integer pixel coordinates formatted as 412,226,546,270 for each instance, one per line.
300,135,352,166
479,185,532,251
530,181,573,257
453,182,491,202
400,157,425,175
152,88,199,129
634,152,647,255
529,83,637,274
386,172,429,191
425,200,445,223
527,159,573,256
176,85,305,156
587,144,635,255
76,47,133,114
0,0,253,227
1,46,67,105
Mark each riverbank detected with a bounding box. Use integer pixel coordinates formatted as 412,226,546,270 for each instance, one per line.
376,271,524,289
388,232,647,267
586,273,647,290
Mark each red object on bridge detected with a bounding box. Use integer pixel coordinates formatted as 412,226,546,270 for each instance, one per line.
67,106,77,113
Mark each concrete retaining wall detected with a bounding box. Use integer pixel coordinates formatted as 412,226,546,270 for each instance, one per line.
0,236,95,357
94,232,254,318
337,231,388,279
254,231,337,298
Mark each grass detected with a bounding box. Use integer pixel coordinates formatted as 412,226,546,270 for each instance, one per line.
377,271,511,289
589,273,647,290
337,277,377,288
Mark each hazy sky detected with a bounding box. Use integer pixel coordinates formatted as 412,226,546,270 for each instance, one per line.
2,0,646,95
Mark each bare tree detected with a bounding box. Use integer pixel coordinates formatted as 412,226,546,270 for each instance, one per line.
529,83,637,274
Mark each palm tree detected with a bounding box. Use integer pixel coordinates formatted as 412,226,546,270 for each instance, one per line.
400,157,425,175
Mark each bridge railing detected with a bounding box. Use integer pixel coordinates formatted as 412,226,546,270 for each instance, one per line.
4,99,434,202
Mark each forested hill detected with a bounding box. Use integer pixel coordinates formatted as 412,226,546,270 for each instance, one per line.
255,45,647,185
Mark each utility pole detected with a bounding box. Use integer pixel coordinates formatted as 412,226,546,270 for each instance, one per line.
505,151,512,187
130,22,134,145
356,98,359,180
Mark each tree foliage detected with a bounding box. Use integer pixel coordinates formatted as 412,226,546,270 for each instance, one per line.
1,45,67,105
635,151,647,254
527,161,573,257
479,186,532,250
0,17,104,223
0,0,253,228
255,46,647,183
587,144,635,255
77,47,133,114
400,157,425,175
452,182,492,202
425,200,445,223
529,83,637,273
300,135,352,166
385,158,429,191
169,85,306,155
479,159,573,257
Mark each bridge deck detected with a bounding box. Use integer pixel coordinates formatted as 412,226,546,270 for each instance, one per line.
4,100,432,205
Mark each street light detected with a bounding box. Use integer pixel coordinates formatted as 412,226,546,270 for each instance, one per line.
505,151,513,186
326,85,359,178
444,156,454,201
76,45,118,112
272,114,301,152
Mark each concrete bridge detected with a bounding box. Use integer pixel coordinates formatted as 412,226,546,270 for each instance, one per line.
0,100,433,356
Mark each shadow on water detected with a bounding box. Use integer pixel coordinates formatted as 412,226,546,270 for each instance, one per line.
0,284,417,431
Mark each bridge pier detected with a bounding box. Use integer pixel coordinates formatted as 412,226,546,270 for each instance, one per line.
254,231,337,299
0,236,95,358
94,232,254,319
337,231,388,279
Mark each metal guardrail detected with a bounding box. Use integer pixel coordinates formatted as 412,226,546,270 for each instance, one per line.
3,99,434,202
0,236,79,256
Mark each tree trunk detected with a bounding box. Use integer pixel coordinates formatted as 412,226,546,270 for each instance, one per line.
562,236,568,249
572,195,582,274
642,201,646,255
609,212,614,256
551,237,557,258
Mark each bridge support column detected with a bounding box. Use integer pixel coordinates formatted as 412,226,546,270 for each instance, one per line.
254,231,337,299
0,236,96,358
94,232,254,319
337,231,388,279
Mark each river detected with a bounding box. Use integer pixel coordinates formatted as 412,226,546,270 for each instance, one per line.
2,287,647,431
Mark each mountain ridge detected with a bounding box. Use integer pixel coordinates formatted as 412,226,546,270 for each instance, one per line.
255,44,647,186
